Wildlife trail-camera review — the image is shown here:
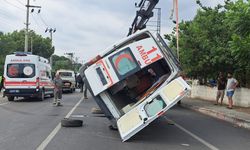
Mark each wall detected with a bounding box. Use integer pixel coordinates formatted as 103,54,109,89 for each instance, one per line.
190,85,250,107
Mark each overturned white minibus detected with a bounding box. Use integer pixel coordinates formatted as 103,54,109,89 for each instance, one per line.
83,30,191,141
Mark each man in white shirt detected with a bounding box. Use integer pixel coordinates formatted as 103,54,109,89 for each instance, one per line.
226,72,238,109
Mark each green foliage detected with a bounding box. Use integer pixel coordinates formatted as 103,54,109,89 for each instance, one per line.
0,30,54,75
165,0,250,87
51,55,82,74
52,55,72,72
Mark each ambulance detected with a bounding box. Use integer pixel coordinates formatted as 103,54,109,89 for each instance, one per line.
3,52,54,101
83,30,191,141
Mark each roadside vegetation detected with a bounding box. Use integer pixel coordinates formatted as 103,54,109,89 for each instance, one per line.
0,30,81,75
165,0,250,88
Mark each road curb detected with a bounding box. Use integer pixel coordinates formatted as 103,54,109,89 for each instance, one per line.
181,104,250,130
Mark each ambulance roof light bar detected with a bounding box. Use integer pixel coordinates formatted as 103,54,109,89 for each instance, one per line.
14,52,32,56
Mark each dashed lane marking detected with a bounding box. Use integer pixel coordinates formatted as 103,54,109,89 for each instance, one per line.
163,116,219,150
36,96,84,150
0,102,8,106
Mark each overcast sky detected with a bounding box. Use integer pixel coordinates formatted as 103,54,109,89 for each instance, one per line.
0,0,225,63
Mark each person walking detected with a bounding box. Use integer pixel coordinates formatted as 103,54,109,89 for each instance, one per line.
53,73,63,106
82,76,88,99
76,74,83,92
215,72,227,105
76,74,88,99
226,72,238,109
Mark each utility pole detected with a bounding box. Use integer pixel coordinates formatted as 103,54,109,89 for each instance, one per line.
30,37,33,53
24,0,30,52
45,28,56,67
45,28,56,44
24,0,41,52
175,0,179,61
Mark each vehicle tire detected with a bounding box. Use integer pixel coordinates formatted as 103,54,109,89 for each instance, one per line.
70,88,73,93
61,118,83,127
39,90,45,101
8,96,14,101
108,125,118,131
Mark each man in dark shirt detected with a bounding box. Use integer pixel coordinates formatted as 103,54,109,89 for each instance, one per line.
215,72,227,105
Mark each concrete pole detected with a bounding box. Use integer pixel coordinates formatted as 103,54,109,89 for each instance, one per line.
175,0,179,61
30,37,33,53
24,0,30,52
49,31,53,67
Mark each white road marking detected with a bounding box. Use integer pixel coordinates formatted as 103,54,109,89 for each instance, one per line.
0,102,8,106
163,116,219,150
71,114,85,118
36,96,84,150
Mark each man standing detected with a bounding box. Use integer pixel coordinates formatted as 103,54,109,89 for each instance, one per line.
53,73,63,106
215,72,227,105
82,76,88,99
226,72,238,109
77,74,88,99
76,74,83,93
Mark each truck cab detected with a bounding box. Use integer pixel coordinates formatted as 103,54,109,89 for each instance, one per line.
56,69,76,93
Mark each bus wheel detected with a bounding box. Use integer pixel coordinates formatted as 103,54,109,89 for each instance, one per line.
8,96,14,101
50,93,54,98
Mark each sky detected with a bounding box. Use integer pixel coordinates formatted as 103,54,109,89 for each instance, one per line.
0,0,225,63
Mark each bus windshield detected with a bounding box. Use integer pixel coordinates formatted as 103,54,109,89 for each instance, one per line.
7,63,35,78
59,72,73,77
109,47,140,80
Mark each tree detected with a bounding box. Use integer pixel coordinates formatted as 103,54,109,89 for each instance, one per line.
0,30,54,75
165,0,250,87
225,0,250,87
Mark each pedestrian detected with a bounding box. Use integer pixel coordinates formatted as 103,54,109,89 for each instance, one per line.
76,74,83,92
53,73,63,106
0,75,3,92
226,72,238,109
82,76,88,99
215,72,227,105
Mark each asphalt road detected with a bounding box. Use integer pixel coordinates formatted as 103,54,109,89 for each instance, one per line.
0,92,250,150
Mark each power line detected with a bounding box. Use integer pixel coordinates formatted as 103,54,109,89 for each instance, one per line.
37,13,48,27
15,0,25,6
24,0,41,52
31,13,45,31
0,18,18,28
0,9,10,18
3,0,25,11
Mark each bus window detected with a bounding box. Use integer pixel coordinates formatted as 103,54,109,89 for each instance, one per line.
109,47,140,80
7,64,35,78
96,67,107,86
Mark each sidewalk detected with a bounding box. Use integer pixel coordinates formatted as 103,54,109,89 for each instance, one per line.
181,97,250,130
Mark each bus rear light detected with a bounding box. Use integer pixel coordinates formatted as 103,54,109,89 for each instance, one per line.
36,77,40,89
2,77,5,87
